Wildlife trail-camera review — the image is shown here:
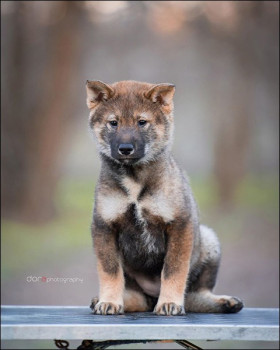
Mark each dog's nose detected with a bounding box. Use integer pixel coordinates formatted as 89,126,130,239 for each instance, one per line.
118,143,134,156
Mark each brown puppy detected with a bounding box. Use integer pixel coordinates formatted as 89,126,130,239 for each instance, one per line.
86,80,243,315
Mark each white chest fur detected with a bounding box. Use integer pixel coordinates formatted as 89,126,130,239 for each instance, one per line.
98,191,127,221
98,176,174,224
98,176,174,254
122,177,142,202
122,177,145,223
140,192,175,223
97,177,142,222
122,177,174,222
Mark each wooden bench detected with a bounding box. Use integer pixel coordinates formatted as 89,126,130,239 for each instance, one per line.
1,306,279,349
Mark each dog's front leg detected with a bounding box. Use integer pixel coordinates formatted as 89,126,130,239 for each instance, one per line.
91,220,124,315
154,218,194,316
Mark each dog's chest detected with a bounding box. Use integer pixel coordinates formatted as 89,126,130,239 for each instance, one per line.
120,177,169,268
122,177,142,204
99,176,174,224
122,176,175,223
121,177,144,222
98,176,172,273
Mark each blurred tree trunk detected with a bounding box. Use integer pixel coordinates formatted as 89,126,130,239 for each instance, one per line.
1,2,84,223
213,76,251,209
213,2,269,209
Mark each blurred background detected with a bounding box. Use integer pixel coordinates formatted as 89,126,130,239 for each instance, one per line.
1,1,279,349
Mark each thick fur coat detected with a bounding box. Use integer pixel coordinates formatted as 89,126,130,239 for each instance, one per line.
86,80,243,315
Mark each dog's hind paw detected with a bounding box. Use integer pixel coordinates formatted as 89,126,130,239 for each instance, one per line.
220,296,244,313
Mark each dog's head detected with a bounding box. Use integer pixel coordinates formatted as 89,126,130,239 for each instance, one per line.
86,80,175,165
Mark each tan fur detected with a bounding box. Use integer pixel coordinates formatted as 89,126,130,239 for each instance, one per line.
97,260,124,305
155,221,194,314
124,289,149,312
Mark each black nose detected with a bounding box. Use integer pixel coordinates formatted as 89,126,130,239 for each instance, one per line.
118,143,134,156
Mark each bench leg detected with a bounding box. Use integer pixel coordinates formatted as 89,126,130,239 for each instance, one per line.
54,338,203,350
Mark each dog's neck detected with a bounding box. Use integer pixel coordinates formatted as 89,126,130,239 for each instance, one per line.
100,149,171,183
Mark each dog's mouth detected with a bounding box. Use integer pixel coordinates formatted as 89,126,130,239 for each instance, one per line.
118,157,140,165
110,146,145,165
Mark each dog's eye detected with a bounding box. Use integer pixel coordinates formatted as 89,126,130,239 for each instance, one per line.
109,120,118,127
138,120,147,127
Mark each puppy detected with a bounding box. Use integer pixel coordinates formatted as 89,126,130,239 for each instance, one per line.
86,80,243,315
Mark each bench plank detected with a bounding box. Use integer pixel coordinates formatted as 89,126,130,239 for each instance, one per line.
1,306,279,341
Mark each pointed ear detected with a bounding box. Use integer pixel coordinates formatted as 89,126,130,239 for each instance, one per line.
144,83,175,105
86,80,114,109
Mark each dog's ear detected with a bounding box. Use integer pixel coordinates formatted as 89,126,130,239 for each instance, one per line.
86,80,114,109
144,83,175,106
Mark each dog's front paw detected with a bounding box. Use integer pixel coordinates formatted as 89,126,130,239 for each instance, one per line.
92,301,124,315
154,302,185,316
90,297,99,310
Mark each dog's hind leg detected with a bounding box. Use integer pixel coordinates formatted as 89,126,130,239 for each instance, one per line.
185,225,243,313
185,290,243,313
123,289,153,312
90,288,155,313
123,275,156,312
